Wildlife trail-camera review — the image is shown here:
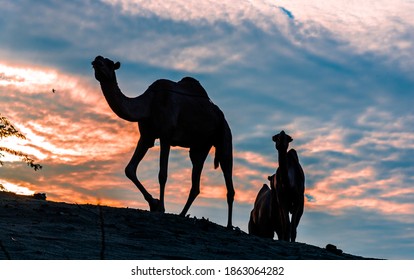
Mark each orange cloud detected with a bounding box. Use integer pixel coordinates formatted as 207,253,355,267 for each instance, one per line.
300,127,356,155
2,60,414,230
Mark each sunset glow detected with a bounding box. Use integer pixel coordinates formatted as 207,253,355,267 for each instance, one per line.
0,180,34,196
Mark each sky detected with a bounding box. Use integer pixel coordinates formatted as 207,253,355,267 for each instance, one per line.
0,0,413,260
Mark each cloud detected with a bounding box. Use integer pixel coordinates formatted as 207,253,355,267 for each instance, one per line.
101,0,286,30
0,61,141,204
276,0,414,71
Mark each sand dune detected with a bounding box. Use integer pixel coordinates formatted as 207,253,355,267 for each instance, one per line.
0,191,373,260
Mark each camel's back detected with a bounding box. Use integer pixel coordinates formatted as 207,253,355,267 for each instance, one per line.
149,77,210,98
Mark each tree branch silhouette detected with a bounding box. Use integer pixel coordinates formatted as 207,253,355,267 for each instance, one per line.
0,114,42,171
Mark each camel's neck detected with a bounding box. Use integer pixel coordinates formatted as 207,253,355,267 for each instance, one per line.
99,79,150,122
277,148,290,188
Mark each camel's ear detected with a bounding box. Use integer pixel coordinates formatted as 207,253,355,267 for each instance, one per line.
114,61,121,70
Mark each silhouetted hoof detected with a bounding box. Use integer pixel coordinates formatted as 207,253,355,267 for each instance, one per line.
149,199,165,213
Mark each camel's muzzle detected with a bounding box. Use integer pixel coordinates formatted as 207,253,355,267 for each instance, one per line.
91,56,104,68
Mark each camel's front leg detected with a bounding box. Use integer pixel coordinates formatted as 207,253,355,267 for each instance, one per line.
275,197,290,241
179,147,210,217
157,141,170,213
125,138,160,211
283,206,291,241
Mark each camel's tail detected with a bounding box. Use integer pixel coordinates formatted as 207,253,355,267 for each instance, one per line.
214,117,233,169
214,153,220,169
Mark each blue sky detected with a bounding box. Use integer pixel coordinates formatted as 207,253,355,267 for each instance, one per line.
0,0,413,259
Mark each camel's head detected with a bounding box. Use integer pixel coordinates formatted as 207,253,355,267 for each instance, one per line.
272,130,292,151
91,56,121,82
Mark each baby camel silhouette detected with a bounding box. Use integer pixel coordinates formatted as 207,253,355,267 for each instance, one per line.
248,174,284,239
91,56,235,228
249,131,305,241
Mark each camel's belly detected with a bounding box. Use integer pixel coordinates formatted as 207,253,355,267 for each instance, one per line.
169,124,217,148
170,101,221,147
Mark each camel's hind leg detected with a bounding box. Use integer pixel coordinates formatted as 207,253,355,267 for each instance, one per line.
125,138,160,212
179,146,210,217
220,150,235,229
157,141,170,213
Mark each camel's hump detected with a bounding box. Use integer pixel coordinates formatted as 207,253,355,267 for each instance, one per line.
149,78,210,98
177,77,209,98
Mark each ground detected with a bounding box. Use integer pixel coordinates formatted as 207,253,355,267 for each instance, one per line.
0,191,374,260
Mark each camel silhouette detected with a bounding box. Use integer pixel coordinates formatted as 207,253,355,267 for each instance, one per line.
248,131,304,241
91,56,235,228
272,130,305,242
248,174,284,239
